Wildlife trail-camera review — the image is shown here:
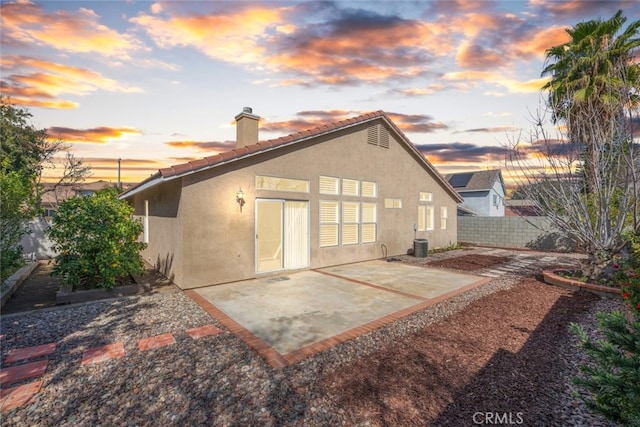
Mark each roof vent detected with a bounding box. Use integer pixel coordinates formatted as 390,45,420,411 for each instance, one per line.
242,106,253,114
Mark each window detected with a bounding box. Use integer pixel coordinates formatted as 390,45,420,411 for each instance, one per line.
417,205,434,231
440,206,448,229
342,178,359,196
319,176,339,195
362,203,377,243
143,200,149,244
319,201,339,247
493,194,499,206
256,175,309,192
384,198,402,209
361,181,377,198
419,192,433,202
342,202,359,245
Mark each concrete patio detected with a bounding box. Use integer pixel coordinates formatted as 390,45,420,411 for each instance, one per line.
186,260,489,367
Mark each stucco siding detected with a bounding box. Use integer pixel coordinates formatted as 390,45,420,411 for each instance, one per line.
127,121,459,289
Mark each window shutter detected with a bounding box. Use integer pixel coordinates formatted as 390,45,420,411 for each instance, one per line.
342,179,359,196
362,181,377,197
361,224,376,243
319,176,339,195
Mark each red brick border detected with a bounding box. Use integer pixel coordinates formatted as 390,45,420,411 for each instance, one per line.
138,333,176,351
0,380,43,412
0,360,48,387
543,269,621,298
186,275,491,369
81,343,126,366
4,343,56,365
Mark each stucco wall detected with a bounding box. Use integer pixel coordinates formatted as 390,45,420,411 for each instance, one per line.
128,121,460,289
458,216,576,251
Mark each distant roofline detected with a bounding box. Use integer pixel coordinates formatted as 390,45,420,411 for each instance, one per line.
119,110,462,203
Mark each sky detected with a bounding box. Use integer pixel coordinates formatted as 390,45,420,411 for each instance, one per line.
2,0,639,188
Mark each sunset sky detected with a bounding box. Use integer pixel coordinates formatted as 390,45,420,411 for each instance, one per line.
2,0,638,187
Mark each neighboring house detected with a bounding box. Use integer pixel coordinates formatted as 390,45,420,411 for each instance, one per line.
41,180,115,217
119,109,463,290
445,169,506,217
504,199,543,217
21,180,116,259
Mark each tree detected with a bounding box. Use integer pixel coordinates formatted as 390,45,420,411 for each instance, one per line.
47,187,147,289
542,10,640,145
0,97,91,281
507,11,640,279
0,165,36,282
1,97,91,204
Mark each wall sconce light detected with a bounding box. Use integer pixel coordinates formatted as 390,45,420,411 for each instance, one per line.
236,188,245,212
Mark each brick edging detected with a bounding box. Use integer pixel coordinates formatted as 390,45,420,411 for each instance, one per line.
542,269,621,299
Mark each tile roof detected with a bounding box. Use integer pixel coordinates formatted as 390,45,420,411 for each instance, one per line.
121,110,462,202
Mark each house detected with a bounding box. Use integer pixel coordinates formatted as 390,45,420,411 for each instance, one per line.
504,199,543,217
119,109,463,289
445,169,506,217
40,180,115,217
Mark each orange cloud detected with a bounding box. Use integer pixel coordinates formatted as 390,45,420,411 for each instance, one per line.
165,140,235,152
1,1,143,58
1,55,142,109
131,6,289,66
47,126,142,144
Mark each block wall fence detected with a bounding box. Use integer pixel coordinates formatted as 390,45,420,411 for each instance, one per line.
457,216,577,251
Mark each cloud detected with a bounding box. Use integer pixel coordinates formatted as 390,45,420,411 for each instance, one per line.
1,55,142,109
131,4,288,66
460,125,520,133
165,140,235,152
257,110,448,135
386,112,449,133
416,141,510,163
133,3,453,87
47,126,142,144
527,0,634,20
1,1,144,58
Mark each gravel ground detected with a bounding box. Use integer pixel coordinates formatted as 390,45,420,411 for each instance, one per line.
0,248,624,426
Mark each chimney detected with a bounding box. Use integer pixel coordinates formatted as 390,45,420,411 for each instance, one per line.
235,107,260,149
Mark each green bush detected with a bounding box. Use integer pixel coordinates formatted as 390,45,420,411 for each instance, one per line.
571,232,640,425
47,187,147,289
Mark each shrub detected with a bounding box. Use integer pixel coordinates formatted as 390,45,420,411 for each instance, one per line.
571,232,640,425
47,187,146,289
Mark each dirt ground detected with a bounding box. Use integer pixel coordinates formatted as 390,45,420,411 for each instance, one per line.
321,278,601,426
1,262,177,315
426,254,512,271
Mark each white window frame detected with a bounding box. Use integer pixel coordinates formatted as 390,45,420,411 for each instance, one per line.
361,181,377,198
384,198,402,209
319,176,339,195
417,205,434,231
419,192,433,202
319,201,339,247
440,206,448,230
341,201,359,245
342,178,359,196
361,203,377,243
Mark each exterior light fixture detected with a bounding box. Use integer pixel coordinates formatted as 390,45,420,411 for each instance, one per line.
236,188,245,211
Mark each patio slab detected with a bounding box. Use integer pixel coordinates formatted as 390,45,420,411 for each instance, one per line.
189,260,488,366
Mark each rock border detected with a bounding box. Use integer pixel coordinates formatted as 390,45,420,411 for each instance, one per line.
1,261,40,308
543,269,621,299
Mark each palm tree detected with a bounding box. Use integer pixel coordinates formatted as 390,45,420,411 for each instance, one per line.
542,9,640,136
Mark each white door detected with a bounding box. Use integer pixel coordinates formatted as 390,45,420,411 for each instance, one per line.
256,200,309,273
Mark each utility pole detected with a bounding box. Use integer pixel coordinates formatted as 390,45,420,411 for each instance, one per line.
117,158,121,191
